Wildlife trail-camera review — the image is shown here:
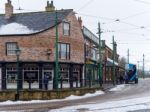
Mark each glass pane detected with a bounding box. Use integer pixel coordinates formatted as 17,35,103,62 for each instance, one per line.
67,44,70,52
7,43,17,55
7,73,17,83
63,22,70,35
61,44,66,52
64,23,69,30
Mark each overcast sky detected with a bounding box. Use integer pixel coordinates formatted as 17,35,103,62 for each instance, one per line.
1,0,150,70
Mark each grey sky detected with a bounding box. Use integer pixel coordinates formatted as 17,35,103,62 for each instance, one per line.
0,0,150,70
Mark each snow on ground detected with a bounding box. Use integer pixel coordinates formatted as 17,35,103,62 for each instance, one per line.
49,96,150,112
0,23,38,35
65,90,104,100
109,84,126,92
0,90,104,106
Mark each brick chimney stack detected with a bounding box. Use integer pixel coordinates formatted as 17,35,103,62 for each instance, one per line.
5,0,13,19
78,17,82,28
45,1,55,12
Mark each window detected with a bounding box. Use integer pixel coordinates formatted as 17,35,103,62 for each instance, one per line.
91,48,97,60
58,43,70,60
6,42,17,55
60,68,69,82
6,66,17,83
63,22,70,36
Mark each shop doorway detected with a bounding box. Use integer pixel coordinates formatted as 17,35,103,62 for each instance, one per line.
42,70,53,90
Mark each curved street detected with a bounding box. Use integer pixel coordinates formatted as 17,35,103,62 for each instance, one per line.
0,78,150,111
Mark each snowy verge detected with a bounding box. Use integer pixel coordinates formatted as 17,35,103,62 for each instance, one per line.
109,84,125,92
0,90,104,106
65,90,104,100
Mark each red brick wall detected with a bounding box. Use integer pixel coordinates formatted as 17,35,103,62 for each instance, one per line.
0,11,84,64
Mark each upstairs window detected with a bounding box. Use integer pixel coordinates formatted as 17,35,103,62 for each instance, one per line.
58,43,70,60
63,22,70,36
6,42,17,55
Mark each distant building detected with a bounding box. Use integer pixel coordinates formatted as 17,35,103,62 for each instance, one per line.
82,25,121,85
0,1,84,90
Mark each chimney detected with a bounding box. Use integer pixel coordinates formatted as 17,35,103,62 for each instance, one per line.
45,1,55,12
78,17,82,28
5,0,13,19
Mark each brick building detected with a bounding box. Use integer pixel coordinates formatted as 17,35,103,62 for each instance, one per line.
0,1,84,90
82,26,120,85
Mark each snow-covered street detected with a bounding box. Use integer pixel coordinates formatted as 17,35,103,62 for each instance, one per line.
49,78,150,112
1,78,150,112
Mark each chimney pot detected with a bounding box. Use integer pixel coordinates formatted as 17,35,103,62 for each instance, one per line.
45,0,55,12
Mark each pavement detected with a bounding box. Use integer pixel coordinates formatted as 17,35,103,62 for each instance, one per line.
129,109,150,112
102,83,115,91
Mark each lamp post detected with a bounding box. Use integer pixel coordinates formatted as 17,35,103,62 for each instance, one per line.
53,10,59,89
98,22,102,87
15,45,21,101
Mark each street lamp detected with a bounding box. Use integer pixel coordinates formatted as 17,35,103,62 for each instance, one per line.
15,45,21,101
47,49,52,60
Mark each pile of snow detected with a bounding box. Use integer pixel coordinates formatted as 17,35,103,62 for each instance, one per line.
0,23,38,35
49,96,150,112
65,90,104,100
109,84,125,92
0,90,104,106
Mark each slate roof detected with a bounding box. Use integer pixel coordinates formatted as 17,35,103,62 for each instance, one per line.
0,9,73,36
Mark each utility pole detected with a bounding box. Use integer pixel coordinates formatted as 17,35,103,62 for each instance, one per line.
127,49,129,64
143,54,145,79
137,61,140,76
98,22,102,87
53,10,59,89
112,36,116,85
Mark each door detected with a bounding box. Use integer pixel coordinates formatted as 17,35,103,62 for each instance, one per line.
43,70,53,90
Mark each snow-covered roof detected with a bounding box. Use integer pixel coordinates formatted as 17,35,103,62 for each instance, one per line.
0,23,38,35
106,58,118,66
0,9,72,35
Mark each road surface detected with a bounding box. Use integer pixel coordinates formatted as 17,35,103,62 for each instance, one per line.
0,78,150,112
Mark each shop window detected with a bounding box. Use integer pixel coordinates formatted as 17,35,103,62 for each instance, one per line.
6,67,17,83
60,68,69,82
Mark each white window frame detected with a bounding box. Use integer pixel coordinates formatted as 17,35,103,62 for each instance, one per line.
6,42,17,55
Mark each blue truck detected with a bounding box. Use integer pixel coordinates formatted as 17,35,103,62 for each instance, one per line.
125,63,138,84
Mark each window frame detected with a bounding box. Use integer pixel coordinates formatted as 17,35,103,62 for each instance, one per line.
6,42,18,56
63,22,70,36
58,43,70,60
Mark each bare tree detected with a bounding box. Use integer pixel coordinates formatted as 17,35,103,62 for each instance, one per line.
118,57,127,68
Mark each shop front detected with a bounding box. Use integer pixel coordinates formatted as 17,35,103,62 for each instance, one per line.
1,62,83,90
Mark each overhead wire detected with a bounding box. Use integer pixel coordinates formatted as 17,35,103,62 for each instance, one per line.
134,0,150,5
77,0,94,12
1,1,150,40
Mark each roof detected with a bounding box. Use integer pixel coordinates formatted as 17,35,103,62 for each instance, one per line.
0,9,73,36
106,58,118,66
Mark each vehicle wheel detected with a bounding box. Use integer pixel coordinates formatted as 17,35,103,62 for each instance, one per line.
125,80,128,84
135,78,138,84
